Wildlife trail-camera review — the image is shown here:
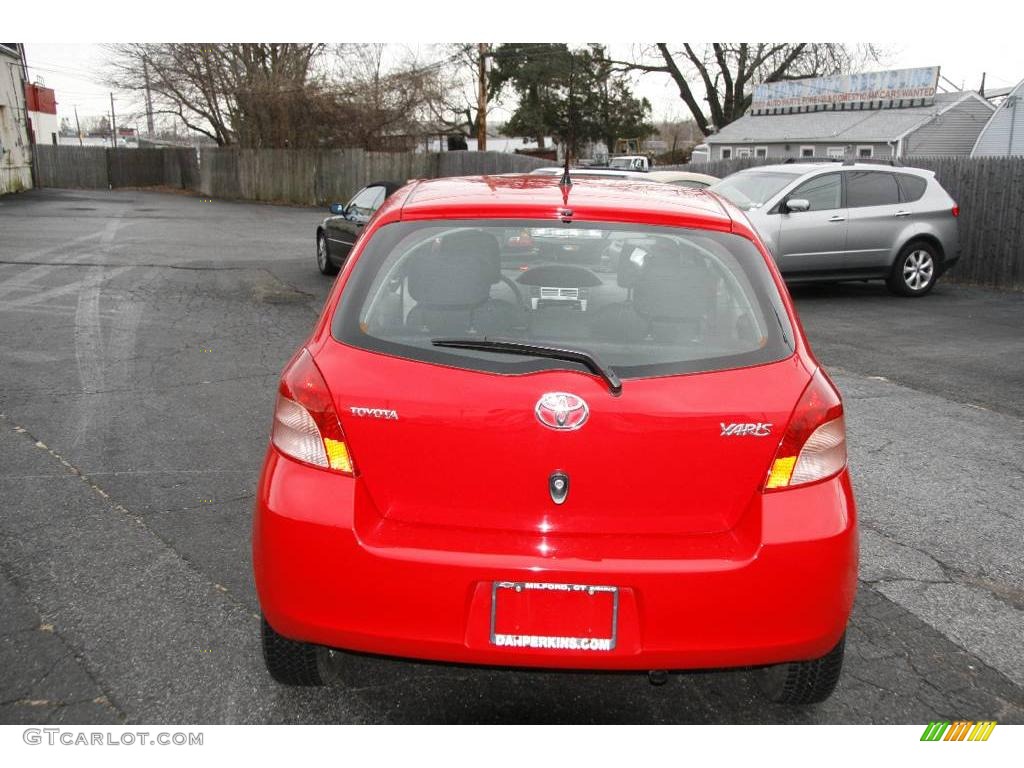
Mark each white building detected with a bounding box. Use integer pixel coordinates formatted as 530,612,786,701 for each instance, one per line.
972,79,1024,156
0,43,32,194
25,81,58,146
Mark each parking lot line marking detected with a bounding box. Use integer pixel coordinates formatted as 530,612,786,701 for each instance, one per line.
0,209,130,307
0,266,133,311
0,303,120,318
0,237,114,301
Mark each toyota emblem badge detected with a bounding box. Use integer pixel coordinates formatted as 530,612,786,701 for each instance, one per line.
535,392,589,431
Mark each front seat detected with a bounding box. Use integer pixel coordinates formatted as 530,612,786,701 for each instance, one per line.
632,245,715,343
405,230,521,336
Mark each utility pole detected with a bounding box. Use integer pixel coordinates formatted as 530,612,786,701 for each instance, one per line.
110,93,118,149
476,43,489,152
73,105,83,146
143,55,155,137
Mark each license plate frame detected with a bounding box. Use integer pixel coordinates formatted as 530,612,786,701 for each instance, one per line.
489,581,619,652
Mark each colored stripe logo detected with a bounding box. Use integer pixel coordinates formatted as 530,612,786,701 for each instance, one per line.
921,721,996,741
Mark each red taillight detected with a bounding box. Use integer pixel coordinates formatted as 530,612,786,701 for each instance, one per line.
764,368,846,491
952,204,960,217
271,349,354,474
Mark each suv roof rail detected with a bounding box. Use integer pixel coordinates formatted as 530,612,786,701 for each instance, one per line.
783,157,844,164
842,158,903,167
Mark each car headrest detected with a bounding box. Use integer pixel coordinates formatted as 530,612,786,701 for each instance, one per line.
616,240,683,288
441,229,501,284
406,231,496,308
633,247,715,321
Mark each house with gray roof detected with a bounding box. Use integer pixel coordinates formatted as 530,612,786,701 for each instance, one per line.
972,79,1024,156
706,90,995,161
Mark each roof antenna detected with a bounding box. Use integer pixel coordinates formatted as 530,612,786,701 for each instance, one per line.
560,49,574,188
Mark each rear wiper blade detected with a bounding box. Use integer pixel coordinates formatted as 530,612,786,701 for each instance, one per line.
431,337,622,396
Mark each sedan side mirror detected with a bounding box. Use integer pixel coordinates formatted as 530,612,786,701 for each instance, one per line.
784,198,810,213
329,202,346,215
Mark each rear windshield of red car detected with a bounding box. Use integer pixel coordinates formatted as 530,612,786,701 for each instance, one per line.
332,219,794,380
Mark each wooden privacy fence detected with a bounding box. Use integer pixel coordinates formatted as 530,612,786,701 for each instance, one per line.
32,145,1024,288
197,148,551,205
33,145,200,191
673,155,1024,290
33,145,546,207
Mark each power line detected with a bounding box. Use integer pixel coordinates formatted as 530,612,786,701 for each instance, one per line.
23,62,108,87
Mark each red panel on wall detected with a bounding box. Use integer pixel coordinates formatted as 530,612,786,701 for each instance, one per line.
25,84,57,114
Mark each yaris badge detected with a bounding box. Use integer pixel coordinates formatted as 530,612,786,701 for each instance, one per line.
535,392,589,431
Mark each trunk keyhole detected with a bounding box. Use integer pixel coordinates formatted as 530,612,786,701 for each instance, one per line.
549,471,570,505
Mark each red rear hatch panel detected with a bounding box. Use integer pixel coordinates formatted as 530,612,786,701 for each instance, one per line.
315,342,810,555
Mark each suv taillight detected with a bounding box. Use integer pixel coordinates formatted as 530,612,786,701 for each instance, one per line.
765,368,847,490
951,204,960,217
271,349,354,474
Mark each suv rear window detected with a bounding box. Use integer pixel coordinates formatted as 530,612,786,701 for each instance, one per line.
896,173,927,202
333,220,793,380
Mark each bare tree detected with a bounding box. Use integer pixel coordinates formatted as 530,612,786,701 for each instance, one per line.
424,44,499,140
607,44,882,136
655,115,702,156
326,44,452,150
105,43,328,147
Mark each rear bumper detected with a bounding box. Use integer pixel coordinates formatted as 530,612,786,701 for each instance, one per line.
253,448,857,671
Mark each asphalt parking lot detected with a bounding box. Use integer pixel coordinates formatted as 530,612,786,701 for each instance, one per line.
1,188,1022,724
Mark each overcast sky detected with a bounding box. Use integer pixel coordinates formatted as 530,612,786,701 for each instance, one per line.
23,42,1022,131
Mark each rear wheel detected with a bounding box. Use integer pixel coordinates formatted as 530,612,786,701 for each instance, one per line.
756,634,845,705
887,241,937,296
261,617,336,686
316,232,339,276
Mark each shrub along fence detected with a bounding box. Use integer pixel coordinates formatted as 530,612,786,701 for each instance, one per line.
670,155,1024,290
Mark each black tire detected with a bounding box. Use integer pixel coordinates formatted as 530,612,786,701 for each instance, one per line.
887,241,938,296
316,231,339,276
756,634,845,705
261,617,329,686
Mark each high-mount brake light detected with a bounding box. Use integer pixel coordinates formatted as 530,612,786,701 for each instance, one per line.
271,349,354,474
765,368,847,490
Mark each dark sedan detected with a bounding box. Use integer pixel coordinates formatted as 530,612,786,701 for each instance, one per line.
316,181,401,275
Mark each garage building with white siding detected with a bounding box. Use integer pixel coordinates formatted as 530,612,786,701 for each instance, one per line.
706,91,994,161
971,79,1024,156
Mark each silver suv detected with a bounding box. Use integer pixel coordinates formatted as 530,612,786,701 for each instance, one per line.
711,162,960,296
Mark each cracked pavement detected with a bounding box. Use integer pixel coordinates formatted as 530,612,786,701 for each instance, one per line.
0,188,1021,723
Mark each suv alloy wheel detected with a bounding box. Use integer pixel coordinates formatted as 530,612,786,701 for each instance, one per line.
888,241,938,296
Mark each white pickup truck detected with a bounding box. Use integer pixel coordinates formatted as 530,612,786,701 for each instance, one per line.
608,155,652,172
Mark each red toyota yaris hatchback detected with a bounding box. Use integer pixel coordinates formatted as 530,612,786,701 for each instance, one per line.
252,174,857,704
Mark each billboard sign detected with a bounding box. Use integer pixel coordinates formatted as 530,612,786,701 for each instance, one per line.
751,67,940,115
